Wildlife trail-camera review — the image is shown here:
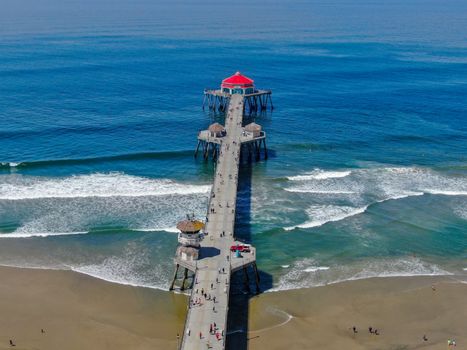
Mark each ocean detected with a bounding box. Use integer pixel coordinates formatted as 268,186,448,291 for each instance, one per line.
1,0,466,291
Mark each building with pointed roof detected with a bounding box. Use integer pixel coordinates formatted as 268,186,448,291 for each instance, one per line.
221,71,255,95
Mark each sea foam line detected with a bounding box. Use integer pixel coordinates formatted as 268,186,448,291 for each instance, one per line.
424,189,467,196
0,231,88,238
0,227,180,239
287,170,351,181
69,266,168,291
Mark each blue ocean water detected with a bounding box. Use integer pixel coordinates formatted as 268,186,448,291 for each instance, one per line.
1,0,466,291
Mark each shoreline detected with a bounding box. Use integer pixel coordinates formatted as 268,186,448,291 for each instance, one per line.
0,266,465,349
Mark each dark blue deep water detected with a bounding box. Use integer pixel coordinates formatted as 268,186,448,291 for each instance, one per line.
1,0,466,290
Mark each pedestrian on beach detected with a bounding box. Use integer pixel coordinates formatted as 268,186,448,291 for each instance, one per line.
199,332,202,339
368,327,373,333
9,339,15,347
423,335,428,341
352,326,357,334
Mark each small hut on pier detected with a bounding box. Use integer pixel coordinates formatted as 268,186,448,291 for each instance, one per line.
208,122,226,138
245,122,262,138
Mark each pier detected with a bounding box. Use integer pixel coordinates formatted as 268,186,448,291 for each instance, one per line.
171,72,271,350
203,71,273,113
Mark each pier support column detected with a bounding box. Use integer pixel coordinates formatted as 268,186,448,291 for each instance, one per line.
169,264,180,291
180,268,189,291
269,94,274,110
263,139,268,159
194,140,201,158
253,263,261,294
203,142,209,160
255,141,260,161
243,266,251,294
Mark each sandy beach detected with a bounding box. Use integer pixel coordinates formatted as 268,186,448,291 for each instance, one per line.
0,266,187,350
0,266,465,350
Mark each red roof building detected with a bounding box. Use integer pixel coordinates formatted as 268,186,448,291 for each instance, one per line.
221,72,255,95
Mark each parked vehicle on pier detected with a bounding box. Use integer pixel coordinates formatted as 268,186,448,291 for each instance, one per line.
230,244,250,253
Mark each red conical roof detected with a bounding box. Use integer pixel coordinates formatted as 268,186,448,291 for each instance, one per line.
221,71,254,88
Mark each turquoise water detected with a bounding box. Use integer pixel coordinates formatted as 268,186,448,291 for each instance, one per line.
1,0,466,291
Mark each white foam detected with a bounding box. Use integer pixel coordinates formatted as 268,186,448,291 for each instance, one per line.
284,205,368,230
272,257,453,292
424,190,467,196
281,265,290,268
69,244,171,291
285,189,356,194
70,266,167,291
303,266,329,272
285,167,467,200
137,227,179,233
0,231,88,238
288,170,351,181
0,173,211,200
0,261,167,290
1,162,20,167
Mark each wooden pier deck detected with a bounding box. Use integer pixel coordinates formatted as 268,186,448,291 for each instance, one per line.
180,94,252,350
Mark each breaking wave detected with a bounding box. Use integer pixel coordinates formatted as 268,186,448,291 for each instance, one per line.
424,190,467,196
0,172,209,237
0,162,20,168
0,231,88,238
287,170,352,181
0,172,210,200
285,167,467,198
0,150,194,170
283,166,467,230
285,205,367,230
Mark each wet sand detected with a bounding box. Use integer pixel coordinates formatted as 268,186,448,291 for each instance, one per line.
248,276,467,350
0,266,465,350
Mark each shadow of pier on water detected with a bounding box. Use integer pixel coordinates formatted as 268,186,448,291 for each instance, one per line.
225,156,273,350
